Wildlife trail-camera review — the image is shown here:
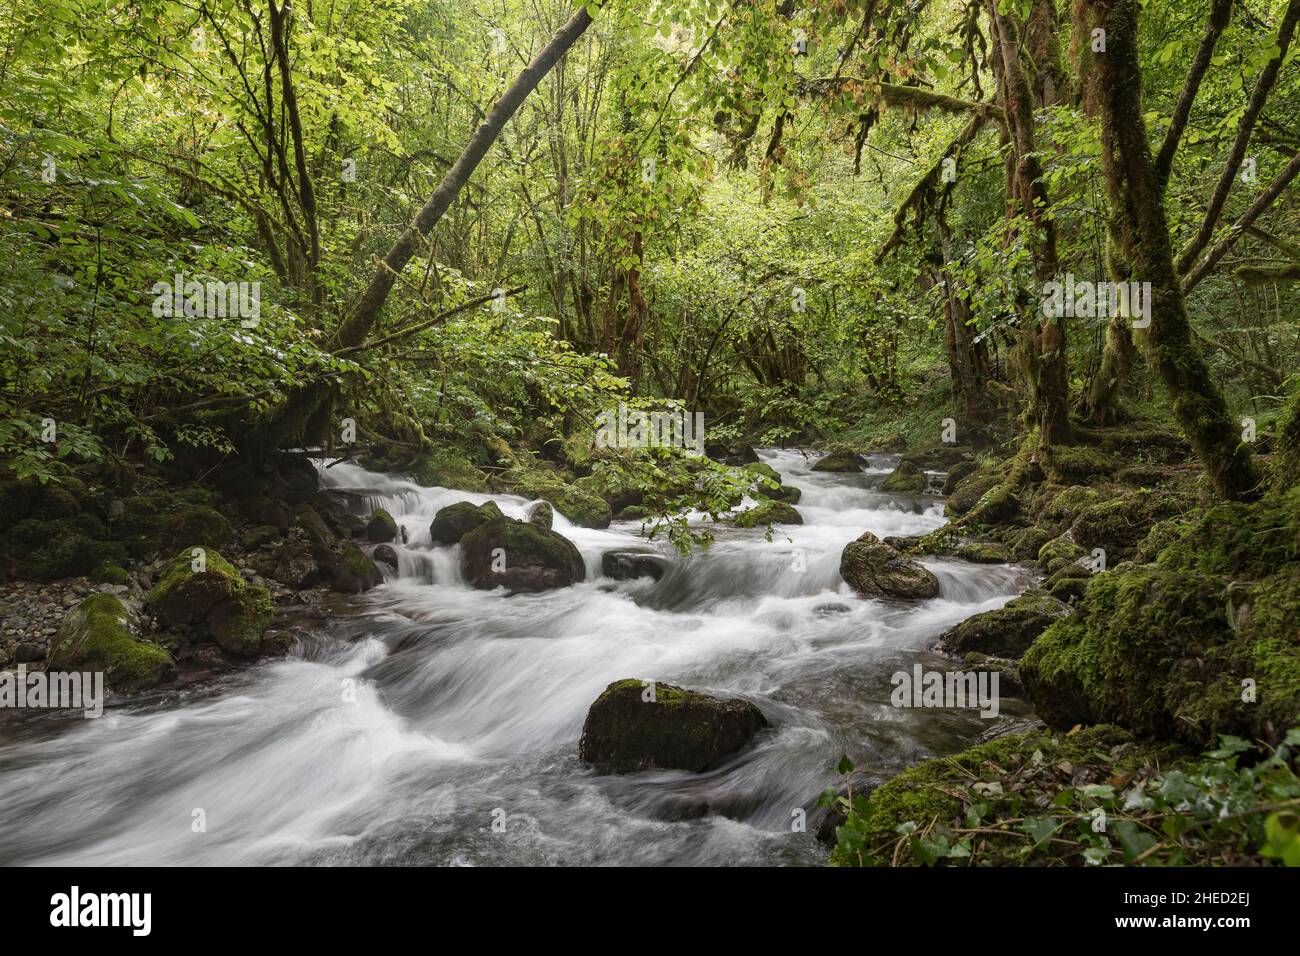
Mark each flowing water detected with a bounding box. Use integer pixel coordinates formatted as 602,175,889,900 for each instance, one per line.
0,449,1037,866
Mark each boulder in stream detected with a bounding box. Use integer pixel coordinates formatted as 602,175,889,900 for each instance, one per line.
879,460,928,495
50,593,176,692
145,548,274,656
811,450,865,473
579,679,768,773
364,507,398,543
938,589,1071,659
461,517,585,593
601,550,666,581
430,500,501,546
840,532,940,600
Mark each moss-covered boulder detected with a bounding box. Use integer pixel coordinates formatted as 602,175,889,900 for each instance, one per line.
146,549,273,657
939,590,1070,658
404,449,490,492
1041,444,1117,484
22,534,127,583
880,460,929,495
943,460,977,494
430,500,499,546
119,490,232,559
49,593,175,692
744,462,781,484
734,500,803,528
460,517,585,593
945,470,1001,517
1043,563,1093,603
250,539,321,589
704,442,759,466
330,542,384,594
364,508,398,543
500,458,612,529
89,562,132,586
954,541,1011,564
579,679,768,773
1020,567,1300,746
840,532,940,600
812,450,865,473
1069,489,1193,559
1008,525,1056,563
1038,534,1087,575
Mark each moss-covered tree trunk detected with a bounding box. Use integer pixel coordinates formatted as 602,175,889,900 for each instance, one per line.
1082,0,1261,501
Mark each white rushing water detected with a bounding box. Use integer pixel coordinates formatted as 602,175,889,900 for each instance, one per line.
0,449,1036,865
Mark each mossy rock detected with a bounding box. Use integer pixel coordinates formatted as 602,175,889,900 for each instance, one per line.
118,493,231,559
1069,489,1195,560
945,470,1001,518
743,462,781,484
500,458,612,529
1043,563,1092,603
954,541,1011,564
460,517,585,593
1117,463,1174,487
146,549,273,657
765,483,802,504
89,562,132,586
1041,444,1117,484
880,460,929,495
1020,566,1300,745
1037,534,1086,575
1035,484,1104,525
1154,486,1300,579
734,500,803,528
841,532,939,600
939,589,1070,658
704,442,759,466
579,679,768,773
901,444,972,470
243,524,282,550
49,593,175,692
330,542,384,594
430,500,497,546
943,460,977,494
364,508,398,544
251,540,322,589
812,450,865,472
1008,525,1056,563
294,504,337,548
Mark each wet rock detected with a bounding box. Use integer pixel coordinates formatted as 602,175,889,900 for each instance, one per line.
943,460,977,494
954,541,1011,564
14,642,45,663
243,524,282,550
811,450,865,473
251,540,321,590
373,544,400,571
528,501,554,530
430,501,500,546
734,500,803,528
329,543,384,594
879,460,928,495
601,550,666,582
50,593,175,691
939,590,1070,658
840,532,939,600
461,518,585,593
146,549,274,657
579,679,768,773
945,470,1001,517
705,442,759,466
364,508,398,544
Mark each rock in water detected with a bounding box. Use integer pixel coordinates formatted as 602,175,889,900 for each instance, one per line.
527,501,554,530
51,593,175,691
601,550,666,581
372,544,400,571
330,543,384,594
460,517,585,593
811,450,865,472
429,500,501,546
938,589,1071,658
579,679,768,773
733,500,803,528
146,549,274,656
364,508,398,543
879,460,928,494
840,532,940,600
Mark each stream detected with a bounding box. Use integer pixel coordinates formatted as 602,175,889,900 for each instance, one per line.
0,448,1036,866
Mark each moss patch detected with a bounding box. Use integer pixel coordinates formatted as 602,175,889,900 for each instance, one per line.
49,593,175,692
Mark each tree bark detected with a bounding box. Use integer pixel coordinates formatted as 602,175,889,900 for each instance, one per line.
1083,0,1261,501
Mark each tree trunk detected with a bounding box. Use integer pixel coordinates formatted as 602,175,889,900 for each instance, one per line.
1083,0,1261,501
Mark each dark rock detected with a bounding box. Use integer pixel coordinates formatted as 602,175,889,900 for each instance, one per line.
601,550,666,581
14,643,45,663
461,517,585,593
373,544,400,571
251,540,320,589
879,460,928,495
430,501,498,546
943,460,977,494
364,508,398,543
146,549,274,657
579,679,768,773
330,543,384,594
939,589,1071,658
811,450,865,472
705,442,759,466
840,532,939,600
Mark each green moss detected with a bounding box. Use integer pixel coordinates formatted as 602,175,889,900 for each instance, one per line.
1069,489,1193,559
146,548,272,656
880,460,929,494
406,448,490,492
1041,444,1117,483
743,462,781,484
89,562,132,585
1037,535,1085,575
1155,486,1300,579
365,507,398,543
1036,484,1104,525
954,541,1010,564
734,500,803,528
49,593,175,692
22,535,128,583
